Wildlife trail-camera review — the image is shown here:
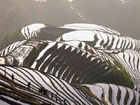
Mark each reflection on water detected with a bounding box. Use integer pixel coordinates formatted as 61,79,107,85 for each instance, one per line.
67,0,132,4
33,0,132,4
119,0,131,4
33,0,47,2
68,0,75,2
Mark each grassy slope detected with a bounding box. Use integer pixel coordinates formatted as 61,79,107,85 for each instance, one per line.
0,28,24,49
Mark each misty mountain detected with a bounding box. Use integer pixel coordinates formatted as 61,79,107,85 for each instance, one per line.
0,0,80,37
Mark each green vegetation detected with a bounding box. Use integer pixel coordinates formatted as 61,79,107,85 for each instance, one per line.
89,60,134,89
0,28,24,49
114,61,134,87
72,83,107,105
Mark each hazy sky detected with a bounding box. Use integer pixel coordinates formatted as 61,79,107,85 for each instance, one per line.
0,0,139,39
64,0,140,39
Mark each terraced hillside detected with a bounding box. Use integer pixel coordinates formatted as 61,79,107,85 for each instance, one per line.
0,23,140,105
